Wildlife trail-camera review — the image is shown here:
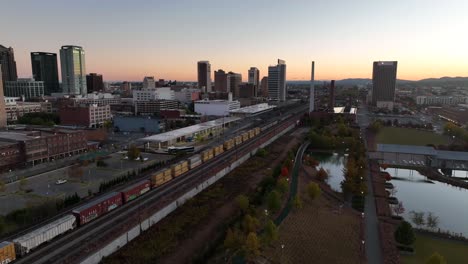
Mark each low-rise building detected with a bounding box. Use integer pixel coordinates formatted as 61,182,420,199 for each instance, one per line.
4,97,51,122
71,93,121,106
59,104,111,128
4,78,44,99
194,99,240,116
113,116,162,133
174,88,201,103
416,95,467,106
134,100,180,115
133,88,175,101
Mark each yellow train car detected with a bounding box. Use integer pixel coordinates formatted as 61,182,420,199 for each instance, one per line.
223,139,235,150
0,242,16,264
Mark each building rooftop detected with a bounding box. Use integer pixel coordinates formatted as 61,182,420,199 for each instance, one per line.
229,103,276,114
377,144,437,156
435,150,468,161
333,107,357,115
140,116,241,143
0,131,38,141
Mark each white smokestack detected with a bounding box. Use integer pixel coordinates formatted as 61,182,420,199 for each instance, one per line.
309,61,315,112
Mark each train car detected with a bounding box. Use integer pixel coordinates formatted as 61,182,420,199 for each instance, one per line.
72,192,122,226
201,148,214,162
121,180,151,203
255,127,260,136
171,162,183,177
234,135,243,146
213,145,224,156
13,214,76,256
188,154,202,169
180,160,189,174
151,170,165,187
163,168,172,182
241,132,249,142
248,129,255,139
0,241,15,263
223,138,235,150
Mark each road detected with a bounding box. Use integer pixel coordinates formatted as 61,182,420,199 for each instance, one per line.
357,103,383,264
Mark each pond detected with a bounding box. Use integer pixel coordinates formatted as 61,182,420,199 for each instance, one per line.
387,168,468,237
309,152,347,192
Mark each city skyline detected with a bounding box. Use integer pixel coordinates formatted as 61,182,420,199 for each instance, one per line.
2,0,468,82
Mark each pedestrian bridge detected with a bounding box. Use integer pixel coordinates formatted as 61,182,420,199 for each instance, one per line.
369,144,468,171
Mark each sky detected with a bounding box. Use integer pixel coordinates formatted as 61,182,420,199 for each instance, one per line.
2,0,468,82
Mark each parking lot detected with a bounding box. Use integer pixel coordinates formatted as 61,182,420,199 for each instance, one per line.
0,152,173,215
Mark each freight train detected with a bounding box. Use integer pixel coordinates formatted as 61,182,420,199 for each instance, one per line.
0,127,264,262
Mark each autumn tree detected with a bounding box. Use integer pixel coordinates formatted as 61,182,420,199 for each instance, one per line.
263,220,279,245
307,182,320,200
127,145,141,160
236,194,250,213
267,190,281,212
393,201,405,216
426,252,447,264
316,167,329,182
276,178,289,195
242,215,259,234
281,166,289,177
394,221,415,246
293,195,303,210
245,232,260,259
224,228,244,252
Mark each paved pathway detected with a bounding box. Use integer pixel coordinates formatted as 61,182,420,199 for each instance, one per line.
358,104,383,264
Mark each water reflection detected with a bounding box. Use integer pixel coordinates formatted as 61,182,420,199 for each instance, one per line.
309,152,346,192
388,168,468,237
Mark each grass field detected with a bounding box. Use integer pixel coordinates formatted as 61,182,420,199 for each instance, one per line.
402,233,468,264
376,127,448,146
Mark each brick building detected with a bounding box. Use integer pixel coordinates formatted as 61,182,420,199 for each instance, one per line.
59,104,111,128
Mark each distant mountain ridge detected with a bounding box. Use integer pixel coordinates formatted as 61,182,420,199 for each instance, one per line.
287,76,468,87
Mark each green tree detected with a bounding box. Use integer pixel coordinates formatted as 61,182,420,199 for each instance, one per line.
103,120,113,130
245,232,260,259
236,194,250,213
127,145,141,160
394,221,415,246
263,220,279,245
306,182,321,200
276,178,289,195
426,252,447,264
293,195,303,210
242,214,259,234
224,228,243,252
267,190,281,211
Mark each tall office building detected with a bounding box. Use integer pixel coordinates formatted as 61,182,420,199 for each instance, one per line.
86,73,104,93
227,72,242,97
260,76,269,97
143,76,156,89
372,61,398,109
248,67,260,87
309,61,315,112
31,52,60,95
214,69,228,92
197,61,211,93
60,45,87,95
0,45,18,84
268,59,287,101
5,78,44,99
0,65,6,128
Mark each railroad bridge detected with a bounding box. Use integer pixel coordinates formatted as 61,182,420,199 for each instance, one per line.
369,144,468,171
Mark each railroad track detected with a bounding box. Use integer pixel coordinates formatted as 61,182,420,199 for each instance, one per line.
16,114,302,264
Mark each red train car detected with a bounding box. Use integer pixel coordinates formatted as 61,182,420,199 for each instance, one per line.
72,192,123,226
121,180,151,203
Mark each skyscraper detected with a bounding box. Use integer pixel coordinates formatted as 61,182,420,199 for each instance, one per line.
86,73,104,93
227,72,242,97
197,61,211,93
214,69,228,92
260,76,269,97
372,61,398,109
268,59,287,101
60,45,87,95
0,65,7,128
248,67,259,87
143,76,156,89
0,45,18,84
31,52,60,95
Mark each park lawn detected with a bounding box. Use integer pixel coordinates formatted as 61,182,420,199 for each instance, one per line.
376,127,447,146
402,233,468,264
